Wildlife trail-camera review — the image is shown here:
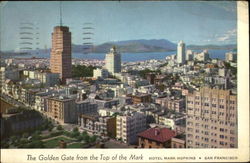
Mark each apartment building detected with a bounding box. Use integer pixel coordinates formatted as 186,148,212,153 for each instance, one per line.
116,111,146,145
47,96,76,123
155,96,185,113
186,87,237,148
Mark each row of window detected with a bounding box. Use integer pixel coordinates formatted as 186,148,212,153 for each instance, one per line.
187,127,236,135
187,98,236,104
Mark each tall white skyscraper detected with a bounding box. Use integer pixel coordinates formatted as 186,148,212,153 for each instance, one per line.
177,40,186,64
105,46,121,75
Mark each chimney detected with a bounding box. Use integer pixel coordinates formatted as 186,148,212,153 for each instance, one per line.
155,129,160,136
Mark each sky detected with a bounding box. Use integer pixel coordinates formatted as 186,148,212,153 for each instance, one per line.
0,1,237,51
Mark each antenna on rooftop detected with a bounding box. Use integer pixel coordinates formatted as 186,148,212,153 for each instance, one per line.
60,1,62,26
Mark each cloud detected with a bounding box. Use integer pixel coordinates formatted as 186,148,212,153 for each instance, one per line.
216,29,236,42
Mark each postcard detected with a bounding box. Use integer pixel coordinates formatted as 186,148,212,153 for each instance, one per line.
0,1,249,162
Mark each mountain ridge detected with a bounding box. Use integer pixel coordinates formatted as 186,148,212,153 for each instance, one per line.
1,39,237,54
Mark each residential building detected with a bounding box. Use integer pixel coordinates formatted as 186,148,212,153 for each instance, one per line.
78,114,116,137
116,111,146,144
95,98,119,109
93,68,109,79
186,87,237,148
225,52,237,62
137,127,176,148
146,73,156,84
155,96,185,113
186,50,193,61
75,100,98,117
195,50,210,62
131,93,151,104
47,96,76,124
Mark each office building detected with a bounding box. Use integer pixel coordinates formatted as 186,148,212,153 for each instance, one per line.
105,46,121,75
177,40,186,64
186,87,237,148
50,26,72,84
93,68,109,79
194,50,210,62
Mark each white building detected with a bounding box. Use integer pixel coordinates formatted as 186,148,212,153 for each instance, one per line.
116,111,146,144
105,46,121,75
23,70,59,86
218,68,227,77
225,51,237,62
93,68,109,79
0,67,5,90
186,49,193,61
195,50,210,61
177,40,186,64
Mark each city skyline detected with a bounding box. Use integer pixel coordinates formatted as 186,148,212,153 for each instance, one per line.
0,1,237,51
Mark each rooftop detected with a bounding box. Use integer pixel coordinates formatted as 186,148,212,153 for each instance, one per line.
137,127,176,143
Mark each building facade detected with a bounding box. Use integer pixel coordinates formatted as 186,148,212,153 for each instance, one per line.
186,87,237,148
225,52,237,62
47,96,76,123
105,46,121,75
177,40,185,64
137,127,176,148
116,111,146,144
50,26,72,84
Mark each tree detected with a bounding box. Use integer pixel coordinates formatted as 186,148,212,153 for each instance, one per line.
76,136,83,141
10,136,17,143
72,65,96,78
35,130,41,135
90,135,97,143
82,131,88,136
83,135,90,143
22,133,29,138
57,125,63,131
73,127,79,132
28,140,44,148
71,131,80,138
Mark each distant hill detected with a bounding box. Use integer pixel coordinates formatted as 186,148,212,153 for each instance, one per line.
1,41,237,55
73,39,177,53
187,44,237,50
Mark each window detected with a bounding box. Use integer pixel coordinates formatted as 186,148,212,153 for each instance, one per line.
219,105,224,109
220,135,224,139
230,100,235,104
204,103,209,107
